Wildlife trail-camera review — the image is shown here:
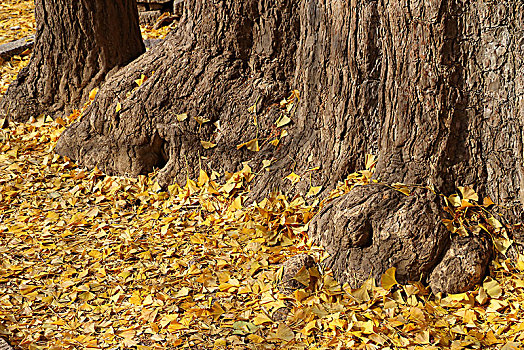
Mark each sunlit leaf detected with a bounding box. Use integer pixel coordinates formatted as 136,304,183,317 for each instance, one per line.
275,323,294,341
306,186,322,198
487,216,503,229
237,138,259,152
89,87,99,101
365,154,377,170
458,186,479,202
135,74,146,86
285,172,301,184
483,278,502,298
448,194,461,207
276,115,291,128
194,116,210,125
200,140,217,149
176,113,188,121
381,267,397,290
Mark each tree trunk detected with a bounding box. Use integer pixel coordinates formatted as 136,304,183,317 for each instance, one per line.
55,0,524,293
0,0,145,121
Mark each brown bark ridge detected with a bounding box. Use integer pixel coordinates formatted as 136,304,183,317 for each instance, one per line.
0,0,145,122
56,0,524,293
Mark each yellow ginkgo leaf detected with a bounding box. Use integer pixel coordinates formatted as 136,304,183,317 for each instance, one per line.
269,138,279,146
194,116,210,126
285,172,301,184
246,139,259,152
253,314,273,325
248,102,257,114
458,185,479,202
381,267,397,290
275,323,294,341
293,266,310,287
487,216,503,229
276,115,291,128
447,194,461,207
483,196,495,207
237,139,259,152
483,277,502,298
198,169,209,186
200,141,217,149
89,87,99,101
176,113,188,121
306,186,322,198
365,153,377,170
135,74,146,87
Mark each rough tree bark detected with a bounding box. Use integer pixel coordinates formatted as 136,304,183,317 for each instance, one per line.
53,0,523,293
0,0,145,121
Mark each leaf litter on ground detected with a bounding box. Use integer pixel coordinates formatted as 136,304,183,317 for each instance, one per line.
2,2,524,350
2,103,524,350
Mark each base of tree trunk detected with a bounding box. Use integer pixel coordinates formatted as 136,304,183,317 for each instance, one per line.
308,184,492,292
0,0,145,122
55,0,523,293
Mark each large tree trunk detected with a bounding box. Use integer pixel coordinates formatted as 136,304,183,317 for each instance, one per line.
0,0,145,121
55,0,524,293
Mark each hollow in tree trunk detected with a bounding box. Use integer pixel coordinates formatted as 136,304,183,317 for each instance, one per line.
0,0,145,121
54,0,524,293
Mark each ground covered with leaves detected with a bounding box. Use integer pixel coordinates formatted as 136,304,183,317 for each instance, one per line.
2,2,524,350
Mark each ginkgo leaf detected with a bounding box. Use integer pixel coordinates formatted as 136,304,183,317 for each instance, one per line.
236,139,259,152
246,139,259,152
285,172,301,184
197,169,209,186
176,113,188,121
262,159,271,169
253,314,273,325
248,102,257,114
116,102,122,112
483,196,495,207
501,342,521,350
275,323,294,341
276,115,291,128
381,267,397,290
135,74,146,86
460,199,475,208
483,278,502,298
487,216,503,229
247,334,264,343
494,238,512,255
89,87,98,101
175,287,190,298
194,116,210,125
392,183,410,196
306,186,322,197
275,114,291,128
365,154,377,170
476,287,488,304
232,321,258,335
228,196,242,211
458,185,479,202
293,266,310,286
269,138,279,146
447,194,461,207
200,140,217,149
